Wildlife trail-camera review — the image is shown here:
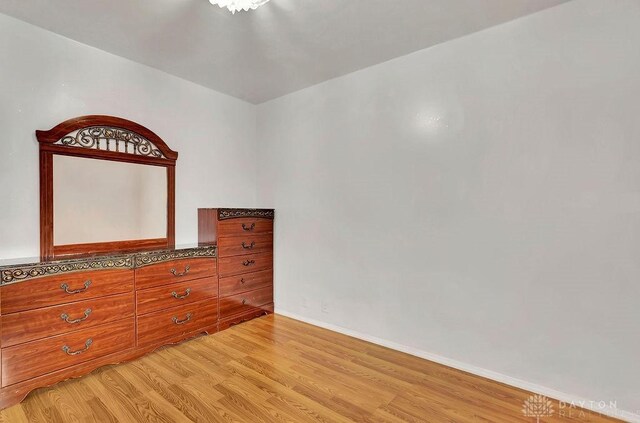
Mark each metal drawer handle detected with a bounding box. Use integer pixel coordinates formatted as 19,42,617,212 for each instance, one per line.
61,308,92,324
241,298,248,305
242,260,255,267
172,313,192,325
242,223,255,231
60,280,91,294
170,265,190,277
62,338,93,356
171,288,191,299
241,241,256,250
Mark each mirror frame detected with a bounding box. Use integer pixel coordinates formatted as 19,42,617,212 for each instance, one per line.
36,115,178,260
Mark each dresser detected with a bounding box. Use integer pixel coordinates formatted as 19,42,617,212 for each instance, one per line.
0,117,277,410
198,208,275,330
0,245,223,408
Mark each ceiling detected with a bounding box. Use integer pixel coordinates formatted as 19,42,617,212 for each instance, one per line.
0,0,569,104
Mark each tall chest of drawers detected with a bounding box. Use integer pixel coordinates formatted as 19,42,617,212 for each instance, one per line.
198,208,275,330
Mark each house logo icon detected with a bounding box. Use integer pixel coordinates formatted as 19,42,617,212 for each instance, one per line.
522,394,554,422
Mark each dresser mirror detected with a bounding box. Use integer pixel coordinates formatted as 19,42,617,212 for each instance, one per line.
53,155,167,246
37,115,178,260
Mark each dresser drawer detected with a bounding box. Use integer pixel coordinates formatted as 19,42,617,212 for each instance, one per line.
1,269,134,314
219,286,273,319
136,277,217,316
135,258,217,290
1,293,134,348
136,300,217,347
218,253,273,278
219,269,273,298
217,233,273,258
218,218,273,237
1,318,135,387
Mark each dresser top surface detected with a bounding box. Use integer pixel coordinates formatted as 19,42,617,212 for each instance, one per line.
199,208,275,221
0,243,216,285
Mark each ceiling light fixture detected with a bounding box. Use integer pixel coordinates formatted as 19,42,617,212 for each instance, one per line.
209,0,271,14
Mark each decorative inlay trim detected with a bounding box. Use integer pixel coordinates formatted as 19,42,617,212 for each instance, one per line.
55,126,165,158
218,208,274,220
134,246,217,268
0,246,217,285
1,256,133,285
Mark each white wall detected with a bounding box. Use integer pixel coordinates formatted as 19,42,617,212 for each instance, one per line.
0,14,257,259
257,0,640,416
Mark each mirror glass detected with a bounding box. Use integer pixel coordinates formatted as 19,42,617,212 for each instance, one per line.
53,155,167,245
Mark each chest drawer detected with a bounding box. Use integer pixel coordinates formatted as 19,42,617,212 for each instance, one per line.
137,300,217,347
218,253,273,278
136,277,217,316
135,258,217,290
217,233,273,258
1,269,134,314
1,318,135,387
219,269,273,298
218,218,273,237
219,286,273,319
1,293,134,348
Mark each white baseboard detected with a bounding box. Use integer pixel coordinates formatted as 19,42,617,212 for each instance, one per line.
275,309,639,423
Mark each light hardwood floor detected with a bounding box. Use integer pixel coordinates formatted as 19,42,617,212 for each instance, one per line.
0,315,622,422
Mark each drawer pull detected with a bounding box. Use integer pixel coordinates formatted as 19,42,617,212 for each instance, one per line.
242,241,256,250
240,278,246,284
242,260,255,267
60,280,91,294
171,288,191,300
170,265,191,277
172,313,192,325
242,223,256,231
241,298,248,305
62,338,93,356
60,308,92,324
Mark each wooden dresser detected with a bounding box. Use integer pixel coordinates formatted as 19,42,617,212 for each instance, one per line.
198,208,275,330
0,245,229,409
0,118,276,410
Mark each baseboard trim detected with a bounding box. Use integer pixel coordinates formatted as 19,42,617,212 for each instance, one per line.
275,309,639,423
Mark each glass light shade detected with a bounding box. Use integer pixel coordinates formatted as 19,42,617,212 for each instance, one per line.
209,0,271,14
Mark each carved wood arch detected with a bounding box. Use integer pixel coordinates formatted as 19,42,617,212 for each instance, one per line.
37,115,177,260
